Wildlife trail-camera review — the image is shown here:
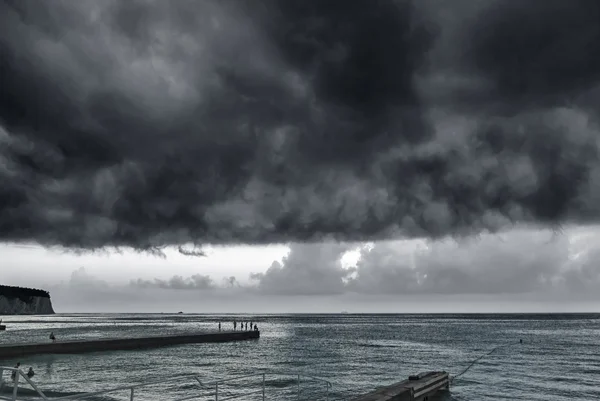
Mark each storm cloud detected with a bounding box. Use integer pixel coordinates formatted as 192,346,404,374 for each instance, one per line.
251,228,600,297
1,0,600,251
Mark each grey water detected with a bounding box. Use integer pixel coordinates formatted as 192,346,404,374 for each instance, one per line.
0,314,599,400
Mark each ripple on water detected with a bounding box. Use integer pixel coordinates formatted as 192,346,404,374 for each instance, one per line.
0,313,599,401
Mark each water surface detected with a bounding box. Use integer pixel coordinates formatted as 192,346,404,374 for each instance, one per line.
0,314,598,400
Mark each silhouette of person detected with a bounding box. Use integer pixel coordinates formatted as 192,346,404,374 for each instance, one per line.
27,367,35,378
49,332,56,342
233,321,237,331
218,322,221,332
11,363,20,380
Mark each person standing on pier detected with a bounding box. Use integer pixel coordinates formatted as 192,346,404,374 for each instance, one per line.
218,322,221,332
233,320,237,331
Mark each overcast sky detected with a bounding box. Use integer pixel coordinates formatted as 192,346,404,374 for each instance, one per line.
1,1,600,313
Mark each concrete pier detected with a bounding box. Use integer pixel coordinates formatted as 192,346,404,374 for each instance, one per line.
0,330,259,359
351,371,449,401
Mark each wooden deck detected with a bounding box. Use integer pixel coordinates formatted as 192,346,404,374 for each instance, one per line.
351,371,450,401
0,330,259,359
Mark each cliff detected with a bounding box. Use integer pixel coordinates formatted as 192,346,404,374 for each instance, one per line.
0,285,55,315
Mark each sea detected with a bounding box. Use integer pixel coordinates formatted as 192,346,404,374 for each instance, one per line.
0,314,599,401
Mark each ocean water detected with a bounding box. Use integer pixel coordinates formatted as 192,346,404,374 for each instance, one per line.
0,314,599,400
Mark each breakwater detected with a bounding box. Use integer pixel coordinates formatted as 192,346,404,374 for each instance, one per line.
0,330,259,359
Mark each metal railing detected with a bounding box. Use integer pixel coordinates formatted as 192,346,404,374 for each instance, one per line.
0,367,49,401
0,367,332,401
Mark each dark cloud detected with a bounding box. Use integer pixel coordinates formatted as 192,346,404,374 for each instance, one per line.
177,246,207,257
1,0,600,251
130,274,215,290
464,0,600,104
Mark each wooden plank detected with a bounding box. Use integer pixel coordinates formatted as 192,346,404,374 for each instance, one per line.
351,371,449,401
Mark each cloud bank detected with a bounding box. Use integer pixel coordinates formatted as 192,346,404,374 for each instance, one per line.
1,0,600,252
45,229,600,299
15,229,594,312
249,229,600,297
131,274,215,290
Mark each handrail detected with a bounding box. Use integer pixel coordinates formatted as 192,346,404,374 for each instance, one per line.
0,367,49,401
0,367,332,401
48,373,204,400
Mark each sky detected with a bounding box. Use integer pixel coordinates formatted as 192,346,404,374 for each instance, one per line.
1,0,600,312
2,225,600,313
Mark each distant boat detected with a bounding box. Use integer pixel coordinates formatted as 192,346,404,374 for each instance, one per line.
340,311,349,314
177,311,183,314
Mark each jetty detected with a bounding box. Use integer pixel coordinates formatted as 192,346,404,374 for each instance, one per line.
0,330,259,359
351,371,449,401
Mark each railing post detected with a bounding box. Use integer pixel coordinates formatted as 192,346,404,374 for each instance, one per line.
297,374,300,400
262,373,265,401
20,374,49,400
215,382,218,401
12,370,19,401
130,387,134,401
